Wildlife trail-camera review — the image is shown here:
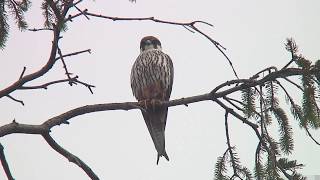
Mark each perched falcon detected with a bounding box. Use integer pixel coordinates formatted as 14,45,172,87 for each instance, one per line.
130,36,174,164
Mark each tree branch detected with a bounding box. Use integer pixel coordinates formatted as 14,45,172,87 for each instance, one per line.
1,66,314,137
6,95,24,106
66,11,239,78
57,47,74,86
0,20,61,98
305,127,320,146
20,77,79,90
54,49,91,61
224,111,238,177
42,133,99,180
0,143,14,180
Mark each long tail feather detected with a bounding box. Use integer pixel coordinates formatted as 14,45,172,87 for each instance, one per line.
142,107,169,164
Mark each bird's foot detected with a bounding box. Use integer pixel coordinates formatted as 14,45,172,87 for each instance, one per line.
138,99,149,111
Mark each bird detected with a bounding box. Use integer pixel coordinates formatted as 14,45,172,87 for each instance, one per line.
130,36,174,164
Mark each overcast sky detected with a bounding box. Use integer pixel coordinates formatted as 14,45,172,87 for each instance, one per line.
1,0,320,179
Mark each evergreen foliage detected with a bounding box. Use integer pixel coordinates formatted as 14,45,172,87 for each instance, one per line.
0,0,31,48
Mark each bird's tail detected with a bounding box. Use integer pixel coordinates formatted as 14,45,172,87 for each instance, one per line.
142,107,169,165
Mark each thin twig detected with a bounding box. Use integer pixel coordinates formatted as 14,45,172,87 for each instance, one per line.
19,77,79,90
214,99,259,129
251,66,278,80
281,59,295,70
28,28,53,31
6,95,24,106
224,111,238,177
74,5,89,20
74,79,95,94
67,12,239,78
283,77,303,91
305,127,320,146
54,49,91,61
19,66,26,79
58,48,74,86
223,96,243,111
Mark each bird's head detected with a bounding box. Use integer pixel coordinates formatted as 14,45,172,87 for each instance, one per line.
140,36,162,53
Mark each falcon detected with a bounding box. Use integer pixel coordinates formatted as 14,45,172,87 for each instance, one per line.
130,36,174,164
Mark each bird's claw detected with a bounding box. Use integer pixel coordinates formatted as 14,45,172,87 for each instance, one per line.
138,99,161,111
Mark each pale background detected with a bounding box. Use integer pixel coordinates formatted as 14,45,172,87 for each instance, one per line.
1,0,320,179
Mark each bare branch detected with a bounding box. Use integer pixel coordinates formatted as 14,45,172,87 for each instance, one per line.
74,5,89,20
282,77,303,91
0,143,14,180
54,49,91,61
27,28,53,31
223,96,244,111
42,133,99,180
66,12,239,78
19,66,26,79
0,66,313,136
215,99,259,129
305,127,320,146
224,111,238,177
57,47,74,86
0,120,48,137
6,95,24,106
20,76,78,90
74,78,95,94
0,21,61,98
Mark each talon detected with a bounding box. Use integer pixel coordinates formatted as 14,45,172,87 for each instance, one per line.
138,99,150,110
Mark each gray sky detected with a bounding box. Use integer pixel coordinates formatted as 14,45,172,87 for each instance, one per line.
1,0,320,179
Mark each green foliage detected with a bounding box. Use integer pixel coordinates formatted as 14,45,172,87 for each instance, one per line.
264,111,273,125
214,155,229,180
241,87,256,118
0,0,31,49
238,166,253,180
214,148,253,180
265,153,281,180
41,1,54,28
265,81,279,109
267,136,280,156
41,0,68,31
264,80,294,154
277,158,306,179
285,38,298,54
0,0,9,49
273,107,294,154
314,59,320,85
285,94,304,124
254,143,266,179
297,57,320,128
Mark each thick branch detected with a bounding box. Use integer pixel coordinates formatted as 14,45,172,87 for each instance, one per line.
0,120,48,137
1,67,313,136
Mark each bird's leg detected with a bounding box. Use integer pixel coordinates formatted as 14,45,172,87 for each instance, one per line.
138,99,149,111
